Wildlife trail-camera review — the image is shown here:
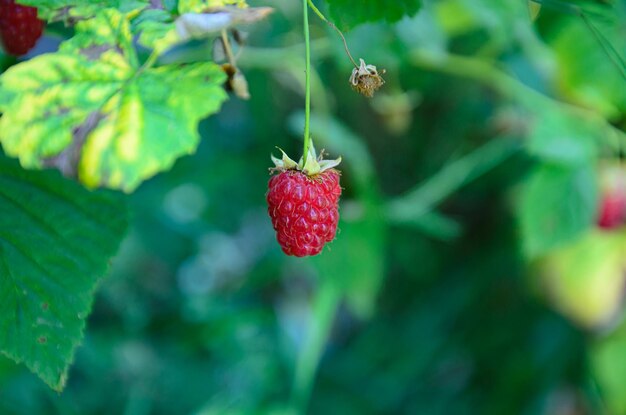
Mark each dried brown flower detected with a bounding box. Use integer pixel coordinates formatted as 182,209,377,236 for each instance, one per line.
349,58,385,98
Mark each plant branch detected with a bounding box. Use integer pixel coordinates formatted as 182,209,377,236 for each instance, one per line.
302,0,312,162
410,49,626,154
220,29,237,67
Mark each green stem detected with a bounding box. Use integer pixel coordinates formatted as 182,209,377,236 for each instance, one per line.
220,30,237,67
302,0,312,162
291,281,341,412
307,0,358,67
138,49,160,74
411,49,626,153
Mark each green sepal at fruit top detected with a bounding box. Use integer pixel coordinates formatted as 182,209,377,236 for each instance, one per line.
535,229,626,329
271,144,342,176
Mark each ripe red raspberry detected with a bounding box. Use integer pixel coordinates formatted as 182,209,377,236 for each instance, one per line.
0,0,44,56
267,169,341,257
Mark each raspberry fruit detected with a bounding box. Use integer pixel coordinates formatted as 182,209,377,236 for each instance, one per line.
0,0,44,56
597,164,626,230
266,148,342,257
597,192,626,229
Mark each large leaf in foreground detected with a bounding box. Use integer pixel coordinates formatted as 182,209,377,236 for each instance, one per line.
0,154,128,391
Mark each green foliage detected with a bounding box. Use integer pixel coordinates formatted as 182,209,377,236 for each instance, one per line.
592,328,626,415
550,16,626,118
520,164,598,257
17,0,146,20
0,8,228,192
0,154,127,391
324,0,422,30
1,0,626,411
528,106,599,165
539,230,626,327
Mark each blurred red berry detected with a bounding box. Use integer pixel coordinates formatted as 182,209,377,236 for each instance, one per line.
597,165,626,230
0,0,44,56
597,192,626,229
267,169,341,257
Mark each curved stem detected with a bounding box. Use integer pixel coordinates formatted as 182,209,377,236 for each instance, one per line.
307,0,358,68
302,0,312,162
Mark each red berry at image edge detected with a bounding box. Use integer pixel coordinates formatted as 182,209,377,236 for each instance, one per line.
597,192,626,229
597,166,626,230
0,0,44,56
267,169,341,257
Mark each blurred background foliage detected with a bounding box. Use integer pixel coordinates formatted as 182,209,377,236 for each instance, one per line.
1,0,626,413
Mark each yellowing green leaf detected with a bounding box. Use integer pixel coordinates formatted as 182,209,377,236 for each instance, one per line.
0,8,228,192
539,230,626,328
0,53,131,168
17,0,147,21
78,63,228,190
61,8,139,67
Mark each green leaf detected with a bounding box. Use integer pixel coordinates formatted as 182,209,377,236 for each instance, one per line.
0,8,228,192
17,0,147,21
434,0,529,42
78,63,228,190
60,8,138,67
178,0,248,13
134,8,178,53
591,321,626,415
324,0,422,30
550,8,626,118
528,104,598,165
539,230,626,328
519,163,598,257
0,153,128,391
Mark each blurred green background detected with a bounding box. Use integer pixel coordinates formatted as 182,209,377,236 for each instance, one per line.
1,0,626,414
